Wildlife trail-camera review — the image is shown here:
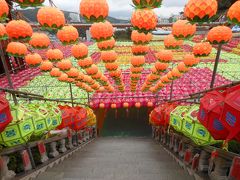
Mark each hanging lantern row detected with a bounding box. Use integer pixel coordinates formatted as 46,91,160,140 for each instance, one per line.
80,0,125,92
141,50,173,92
150,55,200,93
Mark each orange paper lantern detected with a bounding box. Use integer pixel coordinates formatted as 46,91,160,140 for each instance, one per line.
131,30,152,44
80,0,109,22
171,68,182,79
184,0,218,23
6,42,27,57
50,68,61,77
40,60,53,72
57,25,79,45
6,20,33,41
101,51,118,63
99,103,105,109
132,45,149,55
37,7,65,30
207,26,233,44
86,64,99,76
131,56,145,67
90,21,113,41
57,59,72,71
105,63,119,71
131,9,158,33
15,0,45,7
0,0,9,22
46,49,64,62
164,34,183,49
0,23,8,40
132,0,162,8
172,20,196,39
227,1,240,25
111,103,116,109
123,102,129,108
177,62,189,73
78,57,93,69
130,66,143,74
29,33,50,49
66,68,79,78
58,73,68,82
25,53,42,67
71,43,88,60
155,62,169,72
155,50,173,63
135,102,141,108
97,38,115,50
193,42,212,57
183,54,200,67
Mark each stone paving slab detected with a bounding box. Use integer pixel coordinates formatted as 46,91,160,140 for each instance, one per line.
35,137,194,180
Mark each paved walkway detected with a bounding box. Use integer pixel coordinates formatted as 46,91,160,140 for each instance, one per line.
35,137,194,180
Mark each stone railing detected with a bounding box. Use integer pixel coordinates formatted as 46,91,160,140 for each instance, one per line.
0,126,96,180
152,126,240,180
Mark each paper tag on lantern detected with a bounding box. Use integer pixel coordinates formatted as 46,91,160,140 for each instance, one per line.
38,141,46,155
22,150,31,168
211,150,218,159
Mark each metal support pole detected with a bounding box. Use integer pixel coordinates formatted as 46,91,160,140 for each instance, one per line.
87,92,90,104
210,44,222,88
0,43,18,105
169,81,174,101
69,83,74,107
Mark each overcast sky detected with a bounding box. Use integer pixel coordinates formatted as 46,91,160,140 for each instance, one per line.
44,0,188,19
